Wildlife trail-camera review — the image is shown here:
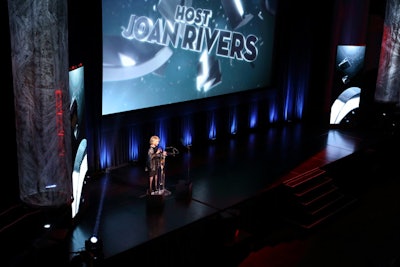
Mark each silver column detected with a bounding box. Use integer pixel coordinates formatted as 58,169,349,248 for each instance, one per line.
8,0,72,207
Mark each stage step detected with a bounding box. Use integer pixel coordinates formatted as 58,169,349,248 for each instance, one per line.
279,168,357,229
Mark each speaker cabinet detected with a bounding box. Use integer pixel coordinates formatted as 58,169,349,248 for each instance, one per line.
175,180,192,200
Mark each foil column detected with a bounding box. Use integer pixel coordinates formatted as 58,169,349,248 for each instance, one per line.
375,0,400,105
8,0,72,207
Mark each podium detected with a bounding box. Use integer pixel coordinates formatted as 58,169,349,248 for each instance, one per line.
146,146,180,210
175,179,192,200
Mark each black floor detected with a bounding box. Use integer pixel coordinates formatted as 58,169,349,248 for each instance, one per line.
1,123,400,267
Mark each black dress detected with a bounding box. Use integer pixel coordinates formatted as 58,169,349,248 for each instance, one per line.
147,146,162,177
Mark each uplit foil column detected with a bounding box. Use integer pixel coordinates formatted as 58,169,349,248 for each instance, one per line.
375,0,400,105
8,0,72,207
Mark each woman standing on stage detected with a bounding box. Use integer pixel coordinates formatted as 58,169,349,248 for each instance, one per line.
146,135,166,194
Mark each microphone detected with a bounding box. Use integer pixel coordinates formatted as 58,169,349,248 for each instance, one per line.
165,146,179,156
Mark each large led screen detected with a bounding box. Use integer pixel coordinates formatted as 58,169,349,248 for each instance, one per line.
330,45,366,125
69,65,88,218
102,0,277,115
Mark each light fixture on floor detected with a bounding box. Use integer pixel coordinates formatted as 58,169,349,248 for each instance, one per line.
85,235,103,260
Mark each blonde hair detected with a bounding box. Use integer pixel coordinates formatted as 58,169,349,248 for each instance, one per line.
149,135,160,145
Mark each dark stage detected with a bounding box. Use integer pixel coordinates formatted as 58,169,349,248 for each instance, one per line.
2,123,400,267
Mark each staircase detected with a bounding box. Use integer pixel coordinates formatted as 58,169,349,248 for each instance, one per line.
279,168,357,229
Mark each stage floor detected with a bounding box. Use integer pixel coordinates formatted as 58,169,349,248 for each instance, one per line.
68,124,378,263
3,123,399,267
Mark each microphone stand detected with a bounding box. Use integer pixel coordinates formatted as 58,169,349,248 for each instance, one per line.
159,146,179,196
186,145,191,182
177,144,192,199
